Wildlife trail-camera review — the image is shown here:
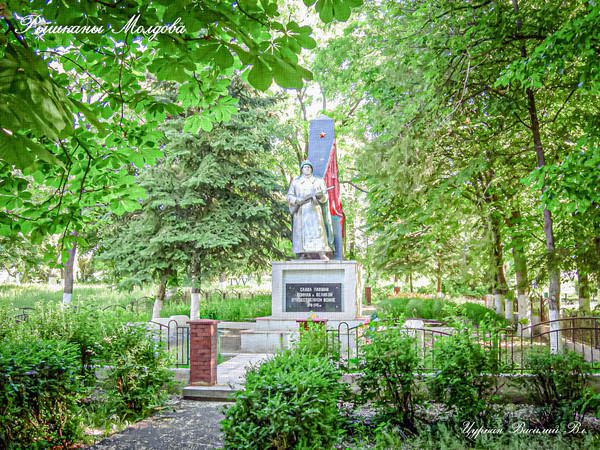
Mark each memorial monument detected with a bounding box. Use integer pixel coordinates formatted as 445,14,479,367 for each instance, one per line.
287,160,334,260
240,115,364,352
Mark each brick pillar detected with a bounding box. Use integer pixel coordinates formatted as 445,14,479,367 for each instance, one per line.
187,319,219,386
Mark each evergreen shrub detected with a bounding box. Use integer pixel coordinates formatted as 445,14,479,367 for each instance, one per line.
0,339,85,448
98,324,175,419
358,325,421,428
221,348,349,449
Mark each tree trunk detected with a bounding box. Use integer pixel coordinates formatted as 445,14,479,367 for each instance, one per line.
527,87,561,352
218,272,227,290
62,234,77,306
514,0,560,352
507,210,531,332
190,259,201,320
409,272,413,293
490,212,507,318
578,271,590,312
152,272,168,320
436,251,442,297
514,248,532,335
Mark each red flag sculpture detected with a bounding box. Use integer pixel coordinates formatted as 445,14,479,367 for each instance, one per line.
323,141,345,237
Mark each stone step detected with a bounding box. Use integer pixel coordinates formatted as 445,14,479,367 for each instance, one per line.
219,333,241,352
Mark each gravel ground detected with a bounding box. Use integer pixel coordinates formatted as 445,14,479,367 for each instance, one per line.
88,400,227,450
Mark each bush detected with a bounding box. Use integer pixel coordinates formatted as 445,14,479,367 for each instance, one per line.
98,324,175,419
379,297,411,318
294,320,340,360
221,348,349,449
428,326,500,423
358,325,422,428
455,302,510,328
379,297,452,321
0,339,85,448
516,348,591,417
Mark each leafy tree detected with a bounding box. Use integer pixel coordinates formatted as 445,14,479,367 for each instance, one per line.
313,0,600,348
0,0,362,262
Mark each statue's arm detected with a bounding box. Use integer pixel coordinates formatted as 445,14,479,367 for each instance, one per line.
286,181,303,205
316,179,329,204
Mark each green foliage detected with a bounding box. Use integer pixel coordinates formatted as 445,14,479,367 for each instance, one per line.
358,326,421,427
373,420,595,450
221,348,349,449
517,348,592,409
98,324,175,419
379,297,450,321
0,0,363,259
164,294,271,322
314,0,600,308
294,320,340,359
428,327,500,424
455,302,511,328
8,301,139,382
378,297,510,328
0,339,85,449
98,83,290,293
1,283,155,310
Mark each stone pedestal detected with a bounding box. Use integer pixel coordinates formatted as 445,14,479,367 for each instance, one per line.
271,260,362,320
240,260,364,352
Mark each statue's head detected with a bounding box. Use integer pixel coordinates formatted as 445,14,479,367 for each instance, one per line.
300,160,313,175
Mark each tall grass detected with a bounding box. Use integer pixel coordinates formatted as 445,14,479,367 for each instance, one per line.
1,284,155,311
160,294,271,321
1,285,271,322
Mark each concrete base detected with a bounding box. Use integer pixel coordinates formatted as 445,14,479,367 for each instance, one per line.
235,260,364,354
240,316,366,353
271,260,363,321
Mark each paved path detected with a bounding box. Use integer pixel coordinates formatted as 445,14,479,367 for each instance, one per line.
89,400,227,450
90,353,273,449
183,353,271,400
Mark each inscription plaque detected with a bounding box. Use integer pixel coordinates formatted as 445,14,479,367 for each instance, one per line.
285,283,342,312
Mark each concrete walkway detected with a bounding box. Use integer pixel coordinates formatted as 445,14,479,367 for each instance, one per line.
182,353,272,400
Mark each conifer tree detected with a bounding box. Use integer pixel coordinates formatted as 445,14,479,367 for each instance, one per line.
99,82,289,318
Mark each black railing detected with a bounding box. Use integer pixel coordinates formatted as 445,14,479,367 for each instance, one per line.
148,319,190,367
326,316,600,373
327,318,452,371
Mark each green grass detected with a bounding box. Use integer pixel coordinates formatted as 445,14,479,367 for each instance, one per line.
161,294,271,321
378,297,510,327
1,284,271,322
1,284,155,311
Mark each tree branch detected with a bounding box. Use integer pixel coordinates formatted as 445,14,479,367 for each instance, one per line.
551,89,576,123
341,180,369,194
513,111,531,130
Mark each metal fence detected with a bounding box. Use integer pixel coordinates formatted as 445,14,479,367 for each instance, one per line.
148,319,190,367
328,316,600,373
328,319,453,371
